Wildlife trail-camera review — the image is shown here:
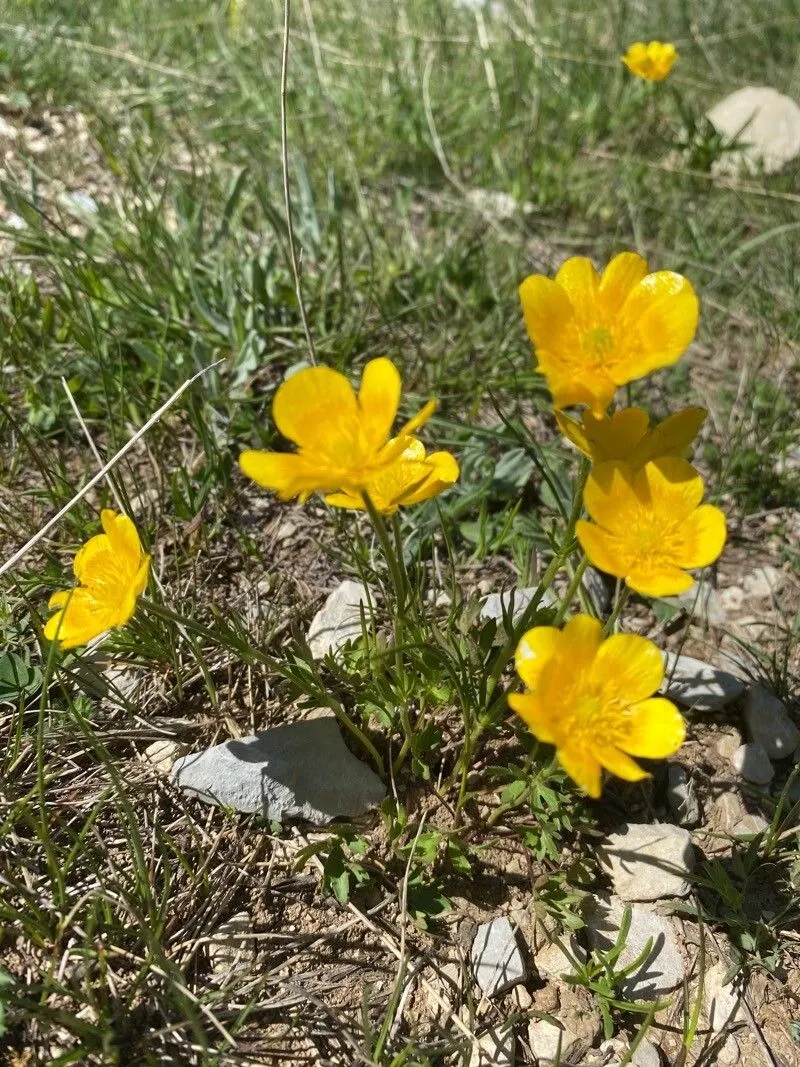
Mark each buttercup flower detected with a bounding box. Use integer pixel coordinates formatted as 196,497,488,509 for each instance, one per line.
325,439,459,514
518,252,699,415
556,406,706,468
510,614,685,797
576,457,726,597
239,358,458,510
621,41,677,82
45,510,150,650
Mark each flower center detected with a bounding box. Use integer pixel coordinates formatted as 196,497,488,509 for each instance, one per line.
581,327,614,361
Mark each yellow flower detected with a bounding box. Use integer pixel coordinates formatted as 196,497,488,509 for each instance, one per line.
239,357,457,509
576,457,726,597
518,252,699,415
510,615,685,797
556,406,706,467
325,439,459,514
622,41,677,82
45,510,150,650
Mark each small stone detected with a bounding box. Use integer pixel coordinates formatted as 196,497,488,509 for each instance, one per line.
142,739,188,776
306,580,373,660
632,1039,661,1067
717,1034,740,1066
742,564,782,600
274,520,297,542
480,586,555,628
733,812,770,837
533,936,587,980
703,961,745,1031
58,190,98,216
207,911,254,978
0,116,18,139
666,764,700,828
720,586,745,613
420,962,461,1019
584,893,683,999
600,823,694,901
471,917,527,997
707,87,800,174
172,715,385,823
742,685,800,759
469,1026,515,1067
663,581,726,627
662,653,744,710
527,1017,578,1064
466,187,519,220
509,983,532,1010
709,792,748,835
716,730,743,762
731,742,774,785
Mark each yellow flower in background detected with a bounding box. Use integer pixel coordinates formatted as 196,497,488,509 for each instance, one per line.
239,358,457,509
622,41,678,82
518,252,699,415
556,406,706,468
45,510,150,650
325,439,459,514
576,457,726,597
510,614,685,797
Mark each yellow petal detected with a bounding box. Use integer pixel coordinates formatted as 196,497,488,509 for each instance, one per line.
615,273,699,381
518,274,575,351
48,590,71,610
619,697,686,759
44,588,114,649
576,521,627,580
557,746,602,798
561,614,603,660
272,365,358,452
633,457,704,523
633,407,706,466
396,398,437,439
583,408,650,461
239,450,327,498
515,626,562,691
625,560,695,598
583,461,639,531
101,510,143,566
595,745,650,783
357,357,401,450
594,633,664,702
675,504,727,569
133,556,151,597
598,252,649,316
554,257,600,320
546,370,617,417
555,411,591,457
400,451,459,505
508,692,557,744
72,533,112,584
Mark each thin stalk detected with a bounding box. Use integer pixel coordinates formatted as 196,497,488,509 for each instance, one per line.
553,554,588,626
604,583,631,635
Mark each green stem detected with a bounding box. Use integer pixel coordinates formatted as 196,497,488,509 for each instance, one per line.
603,583,631,635
553,554,588,627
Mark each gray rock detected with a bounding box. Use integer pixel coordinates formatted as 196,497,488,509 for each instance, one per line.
632,1039,661,1067
742,564,782,601
0,116,18,139
480,586,556,629
172,715,385,823
662,652,744,711
742,685,800,759
666,764,700,828
306,580,373,660
471,917,527,997
707,86,800,174
59,190,98,216
141,739,188,776
732,812,770,837
663,581,726,627
600,823,694,901
716,730,742,762
527,1017,579,1065
534,935,587,980
720,585,745,613
584,893,684,999
731,742,774,785
207,911,254,979
703,961,745,1031
717,1034,740,1066
469,1026,515,1067
466,187,519,220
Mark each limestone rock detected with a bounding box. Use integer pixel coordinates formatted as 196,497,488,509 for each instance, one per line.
533,935,587,980
703,961,745,1031
662,653,744,711
731,742,774,785
732,812,770,837
471,916,527,997
742,564,782,601
141,739,188,776
306,580,373,660
584,893,683,999
600,823,694,901
172,715,385,823
742,685,800,759
716,729,743,762
666,764,700,828
480,586,556,631
469,1026,515,1067
707,86,800,174
632,1039,661,1067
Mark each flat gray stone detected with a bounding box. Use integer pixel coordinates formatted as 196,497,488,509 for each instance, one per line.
742,564,783,601
707,86,800,174
732,812,770,837
662,652,744,711
632,1039,661,1067
172,715,385,824
528,1017,579,1065
471,916,527,997
600,824,694,901
731,742,774,785
584,893,683,999
666,764,700,828
742,685,800,759
141,739,188,776
533,935,587,980
306,580,373,660
703,961,745,1031
480,586,555,628
663,581,726,627
468,1026,515,1067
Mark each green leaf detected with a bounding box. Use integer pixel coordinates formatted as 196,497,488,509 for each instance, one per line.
323,843,350,904
0,652,43,699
